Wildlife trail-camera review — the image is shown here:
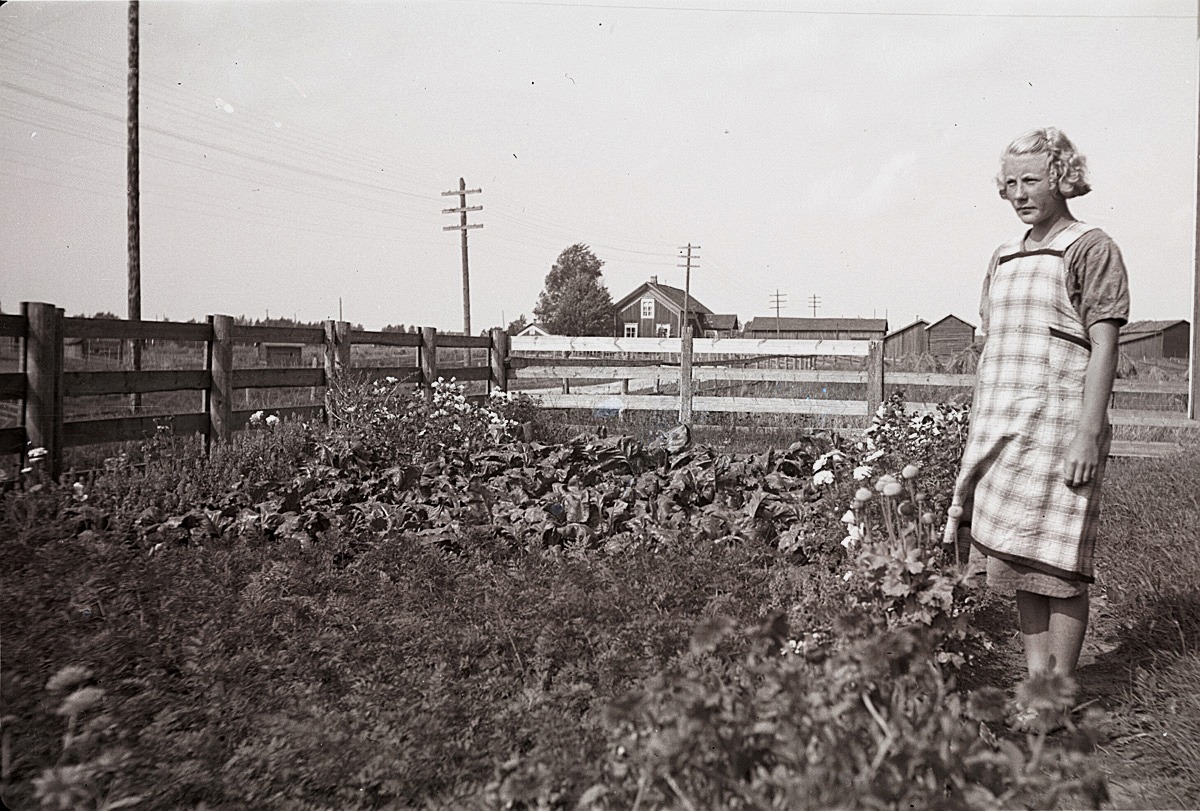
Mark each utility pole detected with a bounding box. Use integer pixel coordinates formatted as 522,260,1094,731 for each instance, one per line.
442,179,482,335
769,290,787,338
127,0,141,412
677,244,699,338
808,294,821,318
1190,7,1199,419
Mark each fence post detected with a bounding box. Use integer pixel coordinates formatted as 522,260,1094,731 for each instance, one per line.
22,302,64,478
679,326,694,426
206,314,234,447
490,327,508,393
420,327,438,399
866,339,885,419
323,319,350,418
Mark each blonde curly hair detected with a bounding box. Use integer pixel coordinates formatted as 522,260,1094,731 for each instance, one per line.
997,127,1091,199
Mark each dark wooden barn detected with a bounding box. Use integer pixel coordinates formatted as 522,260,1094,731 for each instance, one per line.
1118,319,1191,360
925,315,976,361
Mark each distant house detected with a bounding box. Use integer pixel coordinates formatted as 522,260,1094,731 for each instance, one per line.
926,315,976,361
741,317,888,341
1119,319,1190,360
515,322,551,338
884,319,929,360
700,313,740,339
613,276,734,338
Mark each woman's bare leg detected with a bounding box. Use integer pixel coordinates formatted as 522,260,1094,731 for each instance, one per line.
1015,590,1089,675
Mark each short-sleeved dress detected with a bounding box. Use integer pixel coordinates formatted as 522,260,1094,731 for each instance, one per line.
947,221,1130,596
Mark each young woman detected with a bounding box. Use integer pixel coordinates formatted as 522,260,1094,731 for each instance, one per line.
945,128,1130,683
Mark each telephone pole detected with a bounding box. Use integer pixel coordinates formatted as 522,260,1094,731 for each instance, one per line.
769,289,787,337
808,294,821,318
126,1,141,412
678,244,699,338
442,178,482,334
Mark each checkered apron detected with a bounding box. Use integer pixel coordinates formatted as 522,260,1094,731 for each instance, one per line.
946,221,1109,582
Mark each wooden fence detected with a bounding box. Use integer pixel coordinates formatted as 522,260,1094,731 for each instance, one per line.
2,306,1194,478
508,334,1197,458
0,303,503,478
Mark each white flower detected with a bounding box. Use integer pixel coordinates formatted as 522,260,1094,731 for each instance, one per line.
840,509,856,524
384,376,398,384
249,411,264,425
842,571,853,582
265,414,280,428
812,470,835,486
841,535,856,550
863,449,885,463
852,465,873,481
28,447,47,460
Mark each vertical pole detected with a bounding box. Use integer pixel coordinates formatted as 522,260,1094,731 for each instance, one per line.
680,325,694,426
324,319,350,418
206,315,233,447
489,327,508,393
23,303,62,478
1190,15,1199,419
127,0,142,414
865,339,885,419
420,327,438,401
459,178,472,336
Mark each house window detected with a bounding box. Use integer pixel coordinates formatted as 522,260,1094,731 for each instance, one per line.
640,298,654,319
656,324,670,338
624,323,638,338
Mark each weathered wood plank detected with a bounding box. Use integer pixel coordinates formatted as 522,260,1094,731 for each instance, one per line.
63,317,212,342
1111,379,1190,394
231,324,325,344
694,396,866,416
232,367,325,389
350,329,422,347
1108,411,1200,428
509,365,867,384
510,335,870,357
63,369,210,397
0,313,26,338
0,372,26,400
436,334,491,349
63,412,210,447
888,372,975,387
525,392,866,416
1108,439,1185,458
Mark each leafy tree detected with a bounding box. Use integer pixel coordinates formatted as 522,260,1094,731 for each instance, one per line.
533,244,615,336
506,314,529,336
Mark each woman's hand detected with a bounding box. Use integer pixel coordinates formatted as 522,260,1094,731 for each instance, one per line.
1063,429,1101,486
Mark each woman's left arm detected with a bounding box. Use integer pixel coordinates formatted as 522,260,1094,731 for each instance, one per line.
1063,319,1121,487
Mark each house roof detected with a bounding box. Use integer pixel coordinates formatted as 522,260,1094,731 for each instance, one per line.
885,319,928,339
743,317,889,333
614,281,712,317
516,322,550,336
701,313,740,331
926,314,977,331
1120,319,1189,336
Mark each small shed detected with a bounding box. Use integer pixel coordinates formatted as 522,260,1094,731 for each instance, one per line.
741,317,888,341
926,315,976,361
259,342,305,366
1118,319,1190,360
883,319,929,360
700,313,740,339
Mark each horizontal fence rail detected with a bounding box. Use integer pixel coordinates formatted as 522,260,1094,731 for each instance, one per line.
2,304,1194,475
1,303,509,477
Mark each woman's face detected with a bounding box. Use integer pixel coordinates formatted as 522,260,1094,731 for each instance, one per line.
999,153,1066,228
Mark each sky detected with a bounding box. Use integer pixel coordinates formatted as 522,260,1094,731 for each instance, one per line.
1,0,1197,333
